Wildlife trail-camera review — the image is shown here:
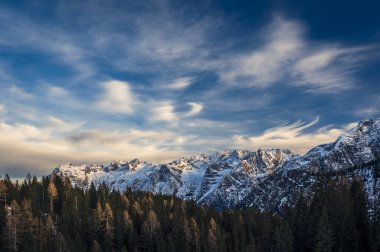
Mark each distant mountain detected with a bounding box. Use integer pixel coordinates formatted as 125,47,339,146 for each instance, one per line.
52,119,380,211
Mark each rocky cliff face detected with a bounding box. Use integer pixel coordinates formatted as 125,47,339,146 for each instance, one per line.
52,119,380,211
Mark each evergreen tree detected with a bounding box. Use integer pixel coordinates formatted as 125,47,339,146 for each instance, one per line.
207,217,219,251
350,179,370,251
5,200,22,251
48,180,58,214
275,221,294,252
314,206,334,252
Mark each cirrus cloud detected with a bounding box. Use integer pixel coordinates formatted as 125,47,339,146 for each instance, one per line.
149,101,177,122
233,117,354,154
220,16,378,93
184,102,203,117
164,77,193,90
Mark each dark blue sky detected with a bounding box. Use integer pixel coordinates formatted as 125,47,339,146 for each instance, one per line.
0,0,379,177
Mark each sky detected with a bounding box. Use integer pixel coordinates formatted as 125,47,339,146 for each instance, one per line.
0,0,379,177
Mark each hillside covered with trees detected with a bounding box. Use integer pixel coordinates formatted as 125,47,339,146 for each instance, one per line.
0,174,379,252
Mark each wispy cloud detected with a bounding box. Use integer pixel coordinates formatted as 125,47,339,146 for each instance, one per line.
47,86,70,97
222,17,304,87
2,6,375,95
9,85,33,99
0,61,14,83
148,100,204,123
355,108,379,117
233,117,354,154
0,8,94,80
353,95,380,117
220,16,377,93
74,1,219,80
96,80,135,115
149,101,178,123
46,116,85,133
292,46,371,93
0,104,5,115
164,77,193,90
184,102,203,117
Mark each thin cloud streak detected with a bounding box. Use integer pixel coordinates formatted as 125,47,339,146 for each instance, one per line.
184,102,203,117
0,9,94,80
233,117,352,154
164,77,193,90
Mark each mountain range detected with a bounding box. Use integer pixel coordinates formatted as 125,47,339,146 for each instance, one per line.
52,119,380,212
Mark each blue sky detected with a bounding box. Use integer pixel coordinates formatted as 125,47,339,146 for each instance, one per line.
0,0,379,177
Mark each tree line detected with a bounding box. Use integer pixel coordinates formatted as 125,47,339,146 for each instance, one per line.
0,173,379,251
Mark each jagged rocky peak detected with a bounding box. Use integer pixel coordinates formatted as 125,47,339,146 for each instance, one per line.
256,147,294,160
210,148,292,160
108,161,120,171
128,158,141,168
53,163,103,188
56,163,102,173
333,118,380,148
356,118,378,132
286,118,380,172
99,158,146,172
254,148,294,173
107,161,129,172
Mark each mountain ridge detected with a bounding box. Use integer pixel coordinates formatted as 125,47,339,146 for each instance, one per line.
51,118,380,211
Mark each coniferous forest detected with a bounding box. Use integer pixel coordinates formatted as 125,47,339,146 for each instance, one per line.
0,174,379,252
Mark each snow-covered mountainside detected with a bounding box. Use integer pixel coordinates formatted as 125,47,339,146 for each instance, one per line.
52,119,380,211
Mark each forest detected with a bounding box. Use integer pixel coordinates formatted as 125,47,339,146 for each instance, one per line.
0,173,379,252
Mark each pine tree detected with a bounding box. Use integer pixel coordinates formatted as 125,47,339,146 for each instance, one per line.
5,200,22,251
0,181,7,204
146,209,160,239
20,199,36,251
314,206,334,252
185,217,200,252
207,217,218,251
88,182,98,209
95,201,114,251
275,221,294,252
350,179,370,251
0,181,7,249
104,203,115,244
48,181,58,214
292,192,310,252
372,200,380,252
91,240,102,252
123,211,134,251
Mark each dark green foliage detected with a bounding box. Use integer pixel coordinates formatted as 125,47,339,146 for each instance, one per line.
283,175,377,252
0,174,378,251
275,221,294,252
314,206,334,252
